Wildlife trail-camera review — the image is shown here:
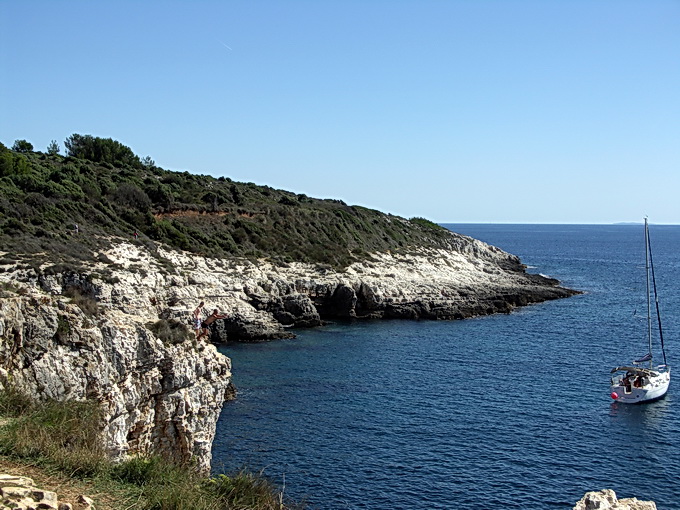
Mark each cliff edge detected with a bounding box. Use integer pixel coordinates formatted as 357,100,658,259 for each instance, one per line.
0,138,579,471
0,230,576,470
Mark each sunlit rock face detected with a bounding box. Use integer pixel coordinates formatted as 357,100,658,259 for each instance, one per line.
573,489,657,510
0,232,576,470
0,291,232,473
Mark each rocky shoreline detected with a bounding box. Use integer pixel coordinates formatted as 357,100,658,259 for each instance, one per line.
0,232,578,470
0,472,658,510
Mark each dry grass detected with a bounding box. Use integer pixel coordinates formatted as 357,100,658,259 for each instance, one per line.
0,388,302,509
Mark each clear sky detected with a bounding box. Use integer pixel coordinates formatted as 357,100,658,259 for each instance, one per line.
1,1,678,224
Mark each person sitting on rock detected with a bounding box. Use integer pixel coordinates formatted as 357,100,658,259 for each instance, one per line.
197,308,227,341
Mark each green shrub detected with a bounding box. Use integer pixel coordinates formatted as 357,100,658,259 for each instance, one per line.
148,319,191,345
63,285,99,316
410,217,445,230
206,470,291,509
114,182,151,211
55,315,71,340
111,455,165,486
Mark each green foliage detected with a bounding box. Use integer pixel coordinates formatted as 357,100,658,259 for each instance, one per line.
0,387,300,509
0,395,107,477
65,133,142,168
0,143,30,177
47,139,60,155
111,457,298,510
148,318,191,345
0,133,455,269
12,139,33,152
55,315,71,340
111,455,165,486
410,217,446,231
205,470,293,510
114,182,152,211
141,155,155,168
0,386,34,417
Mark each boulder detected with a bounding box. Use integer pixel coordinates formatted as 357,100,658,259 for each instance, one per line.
574,489,657,510
0,473,94,510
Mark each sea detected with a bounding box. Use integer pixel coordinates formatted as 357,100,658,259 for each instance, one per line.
212,224,680,509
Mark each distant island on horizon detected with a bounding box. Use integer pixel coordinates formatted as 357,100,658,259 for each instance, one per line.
442,221,678,226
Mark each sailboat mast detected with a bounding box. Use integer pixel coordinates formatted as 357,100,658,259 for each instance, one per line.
647,218,668,366
645,217,653,368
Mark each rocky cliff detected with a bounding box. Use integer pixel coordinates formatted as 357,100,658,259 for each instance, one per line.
0,231,576,470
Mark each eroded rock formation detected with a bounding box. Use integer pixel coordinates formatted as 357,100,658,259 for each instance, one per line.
0,288,232,473
0,232,576,469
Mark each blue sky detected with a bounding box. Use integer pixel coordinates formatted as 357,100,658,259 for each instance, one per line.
1,1,678,224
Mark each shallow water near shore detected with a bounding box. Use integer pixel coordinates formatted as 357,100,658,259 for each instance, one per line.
213,224,680,509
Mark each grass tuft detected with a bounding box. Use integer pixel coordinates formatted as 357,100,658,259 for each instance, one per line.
0,386,34,417
0,397,106,477
0,387,300,509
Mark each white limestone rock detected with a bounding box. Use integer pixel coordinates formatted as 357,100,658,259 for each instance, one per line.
0,234,575,470
0,292,231,473
0,473,88,510
574,489,657,510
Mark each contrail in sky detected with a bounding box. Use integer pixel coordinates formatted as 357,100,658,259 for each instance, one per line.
217,39,232,51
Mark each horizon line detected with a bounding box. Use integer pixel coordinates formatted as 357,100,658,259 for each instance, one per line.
437,221,680,226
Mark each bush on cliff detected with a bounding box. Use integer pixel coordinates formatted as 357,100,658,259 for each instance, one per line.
148,318,192,345
63,285,100,317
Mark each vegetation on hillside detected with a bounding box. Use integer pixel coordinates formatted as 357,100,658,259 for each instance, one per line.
0,386,301,509
0,135,452,268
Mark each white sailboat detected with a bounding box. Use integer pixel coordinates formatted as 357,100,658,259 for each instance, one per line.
610,218,670,404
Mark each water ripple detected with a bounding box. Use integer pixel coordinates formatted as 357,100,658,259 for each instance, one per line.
213,225,680,509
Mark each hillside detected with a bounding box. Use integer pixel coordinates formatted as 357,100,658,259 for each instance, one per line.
0,134,579,483
0,135,457,269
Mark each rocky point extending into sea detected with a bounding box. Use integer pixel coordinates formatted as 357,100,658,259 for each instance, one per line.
0,231,577,471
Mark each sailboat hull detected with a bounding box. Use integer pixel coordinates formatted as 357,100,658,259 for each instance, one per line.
610,368,670,404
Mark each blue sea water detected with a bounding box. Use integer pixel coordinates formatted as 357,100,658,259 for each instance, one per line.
212,224,680,509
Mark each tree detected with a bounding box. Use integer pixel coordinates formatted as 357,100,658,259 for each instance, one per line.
64,133,142,168
0,142,30,176
141,156,155,169
47,140,60,155
12,139,33,153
